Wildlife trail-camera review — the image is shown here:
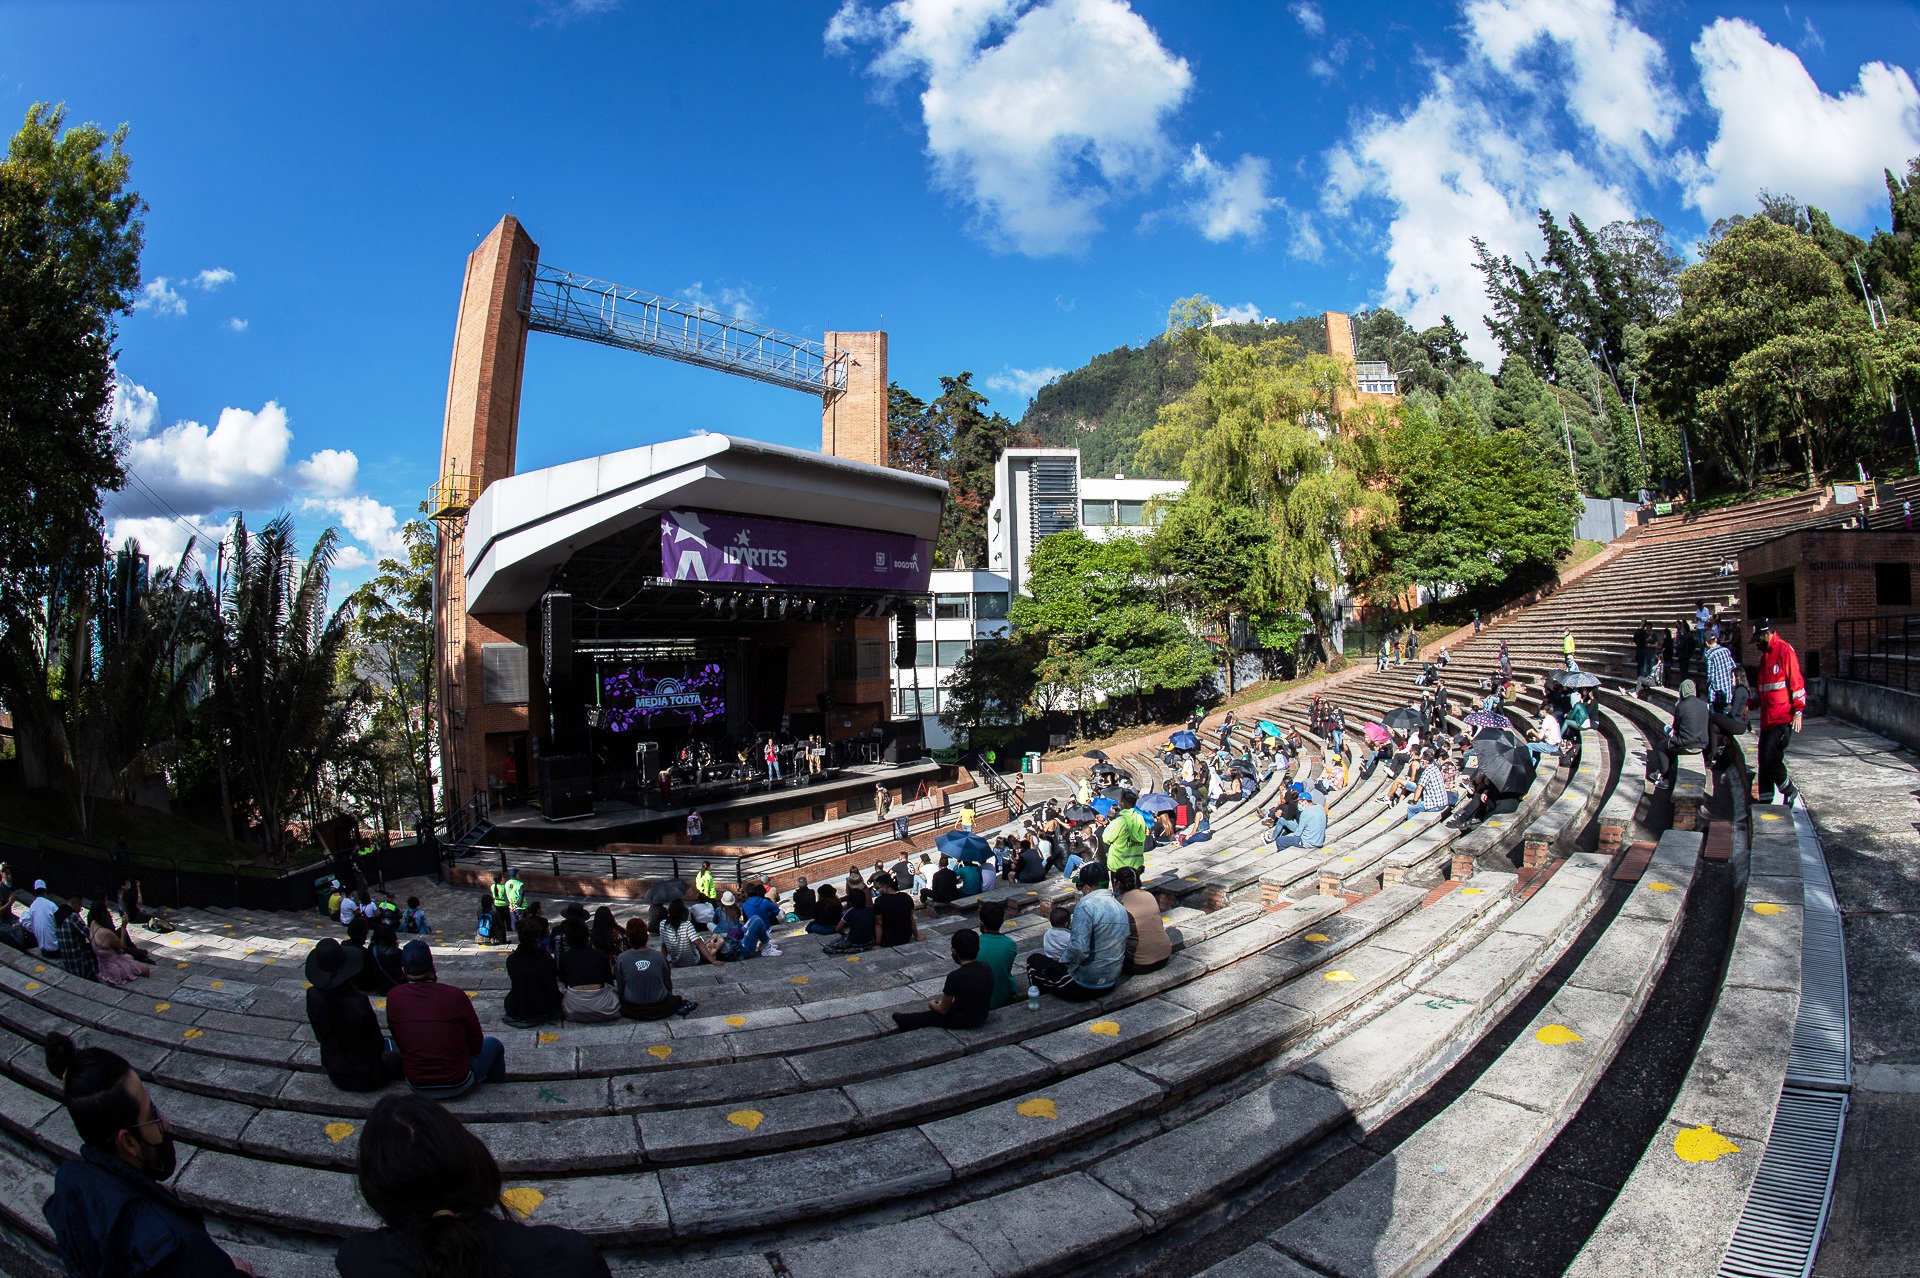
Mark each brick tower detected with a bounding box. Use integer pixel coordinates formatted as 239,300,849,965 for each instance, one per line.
821,330,888,468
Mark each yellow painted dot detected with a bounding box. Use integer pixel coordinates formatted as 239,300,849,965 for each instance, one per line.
723,1015,747,1027
1758,812,1783,822
1647,882,1676,893
537,1033,560,1046
177,962,189,969
790,930,806,937
324,1122,354,1144
1304,933,1329,943
1461,888,1484,895
182,1029,203,1040
1015,1097,1059,1121
154,1003,171,1013
209,981,225,989
1324,970,1356,982
1183,876,1197,882
790,976,809,985
1674,1124,1742,1163
845,955,861,963
646,1045,673,1059
32,965,44,973
1089,1021,1121,1036
1751,902,1787,915
727,1109,764,1131
1535,1024,1585,1045
374,1000,387,1010
244,949,256,956
302,981,313,989
463,990,478,998
24,982,39,992
262,959,276,965
1340,857,1356,864
499,1187,544,1220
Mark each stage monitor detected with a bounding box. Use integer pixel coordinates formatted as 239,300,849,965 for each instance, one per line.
599,661,727,732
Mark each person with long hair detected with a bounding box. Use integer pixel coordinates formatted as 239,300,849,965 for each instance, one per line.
88,901,150,986
557,918,619,1023
658,898,725,967
41,1031,256,1274
502,916,561,1028
337,1093,608,1276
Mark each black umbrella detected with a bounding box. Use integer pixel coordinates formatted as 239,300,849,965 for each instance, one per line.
644,878,689,905
1228,760,1257,778
1381,706,1423,732
1466,729,1534,796
1082,749,1109,761
1096,784,1127,801
1063,804,1099,822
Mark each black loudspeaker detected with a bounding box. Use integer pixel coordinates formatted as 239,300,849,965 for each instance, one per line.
880,718,923,763
539,753,593,821
896,605,918,668
541,591,572,687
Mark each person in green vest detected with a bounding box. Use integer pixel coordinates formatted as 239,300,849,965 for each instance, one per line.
694,862,716,903
501,870,527,928
1102,791,1147,873
975,899,1018,1009
488,875,513,943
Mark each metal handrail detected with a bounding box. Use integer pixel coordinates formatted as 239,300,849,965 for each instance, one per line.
1834,611,1920,692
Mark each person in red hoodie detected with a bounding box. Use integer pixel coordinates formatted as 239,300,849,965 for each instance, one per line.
385,941,505,1099
1752,619,1806,805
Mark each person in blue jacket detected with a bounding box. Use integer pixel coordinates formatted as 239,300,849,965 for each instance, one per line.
41,1031,256,1275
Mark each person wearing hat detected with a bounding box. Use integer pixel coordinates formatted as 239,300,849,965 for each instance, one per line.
27,880,60,957
1753,618,1806,805
306,938,402,1092
384,941,505,1099
1647,679,1711,792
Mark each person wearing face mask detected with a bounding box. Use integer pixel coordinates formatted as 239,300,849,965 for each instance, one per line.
41,1031,256,1275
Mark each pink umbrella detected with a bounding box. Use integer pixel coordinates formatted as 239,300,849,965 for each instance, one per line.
1362,722,1392,745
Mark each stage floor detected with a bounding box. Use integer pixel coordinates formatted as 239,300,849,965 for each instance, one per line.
485,758,944,850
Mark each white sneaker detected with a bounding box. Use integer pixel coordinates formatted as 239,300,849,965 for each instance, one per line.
761,945,783,958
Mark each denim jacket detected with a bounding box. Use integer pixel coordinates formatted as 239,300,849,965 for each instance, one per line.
1060,889,1130,989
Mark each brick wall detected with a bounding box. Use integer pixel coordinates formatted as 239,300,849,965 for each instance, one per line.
1739,529,1918,677
821,331,888,468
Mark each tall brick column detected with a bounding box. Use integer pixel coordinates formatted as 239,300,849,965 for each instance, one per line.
821,330,888,468
436,216,539,813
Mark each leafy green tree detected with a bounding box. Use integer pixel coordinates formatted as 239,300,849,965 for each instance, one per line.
1351,309,1483,399
886,382,947,479
0,103,145,797
937,630,1045,750
1148,493,1272,692
917,373,1026,568
341,521,436,841
209,515,358,860
1373,408,1579,605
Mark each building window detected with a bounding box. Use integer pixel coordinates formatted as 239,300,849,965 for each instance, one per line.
910,596,933,618
898,688,937,716
974,592,1009,620
1081,499,1115,526
1875,562,1912,607
915,640,935,668
481,643,528,704
1116,500,1149,527
936,639,970,667
935,593,970,620
833,638,888,681
1747,574,1796,623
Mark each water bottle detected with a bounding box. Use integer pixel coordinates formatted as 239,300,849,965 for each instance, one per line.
1027,983,1040,1011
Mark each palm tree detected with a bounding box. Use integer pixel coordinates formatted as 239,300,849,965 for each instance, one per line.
208,514,357,860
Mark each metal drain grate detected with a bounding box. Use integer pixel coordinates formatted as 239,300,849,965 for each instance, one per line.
1718,809,1851,1277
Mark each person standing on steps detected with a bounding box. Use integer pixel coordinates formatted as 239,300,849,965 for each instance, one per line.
1561,629,1577,670
1753,619,1806,805
1632,620,1654,678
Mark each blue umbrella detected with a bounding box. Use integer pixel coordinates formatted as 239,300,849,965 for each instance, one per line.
1088,796,1119,816
1136,792,1177,814
1169,730,1199,751
934,830,991,864
1258,720,1284,738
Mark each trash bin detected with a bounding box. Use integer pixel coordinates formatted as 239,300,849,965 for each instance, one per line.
1022,752,1041,774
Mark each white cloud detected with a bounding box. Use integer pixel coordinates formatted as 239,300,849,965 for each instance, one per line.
194,268,235,290
104,512,232,573
681,281,762,321
829,0,1193,256
1180,145,1276,242
535,0,620,24
1289,2,1324,36
305,495,405,555
1308,38,1350,82
1464,0,1681,170
109,375,160,439
137,278,186,316
294,448,359,497
985,365,1067,401
227,317,249,332
331,545,374,573
122,402,296,517
1681,18,1920,224
1210,303,1265,326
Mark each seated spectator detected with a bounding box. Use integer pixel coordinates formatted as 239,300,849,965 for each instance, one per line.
26,880,59,957
344,913,381,993
1024,866,1128,1001
1404,748,1457,821
41,1032,257,1276
978,853,999,893
556,919,619,1023
1269,789,1327,851
1042,905,1075,962
306,937,403,1091
955,857,983,897
919,855,962,908
913,853,937,894
890,856,914,892
1112,867,1171,976
806,884,843,936
659,898,726,967
473,889,500,946
614,919,698,1020
1014,840,1048,884
1647,679,1712,791
890,929,994,1031
975,900,1018,1009
88,902,150,986
589,906,622,958
790,877,817,922
873,877,919,948
738,884,783,959
386,941,506,1098
337,1093,609,1276
502,916,562,1028
365,915,407,994
400,896,430,935
825,886,876,954
54,895,97,982
1527,712,1564,761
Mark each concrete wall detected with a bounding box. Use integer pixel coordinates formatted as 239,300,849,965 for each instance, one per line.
1814,678,1920,753
1574,496,1631,543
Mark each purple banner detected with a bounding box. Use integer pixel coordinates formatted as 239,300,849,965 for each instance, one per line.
601,662,726,731
660,510,932,591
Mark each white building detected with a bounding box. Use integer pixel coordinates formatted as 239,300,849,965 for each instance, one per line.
891,568,1013,750
985,447,1186,595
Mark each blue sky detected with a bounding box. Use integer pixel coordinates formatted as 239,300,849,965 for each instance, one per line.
3,0,1917,584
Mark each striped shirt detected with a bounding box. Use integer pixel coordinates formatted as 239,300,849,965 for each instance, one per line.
1705,643,1736,699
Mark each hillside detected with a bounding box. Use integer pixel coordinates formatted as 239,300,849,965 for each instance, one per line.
1018,315,1329,478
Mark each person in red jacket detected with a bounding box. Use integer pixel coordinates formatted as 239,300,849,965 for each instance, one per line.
1752,619,1805,805
385,941,505,1098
